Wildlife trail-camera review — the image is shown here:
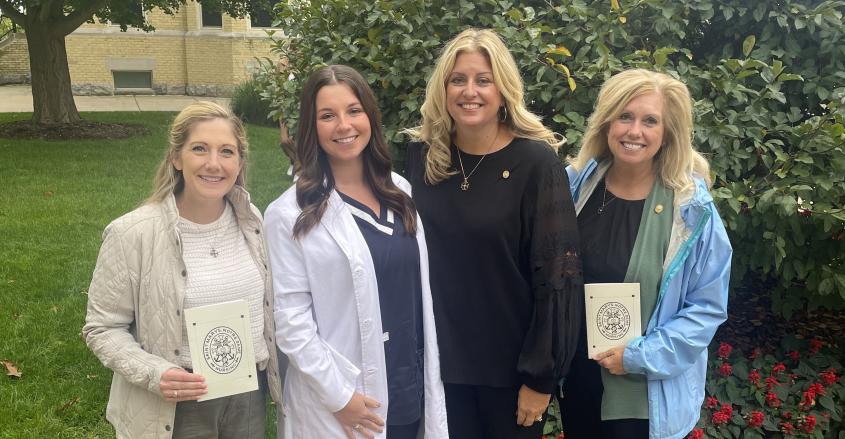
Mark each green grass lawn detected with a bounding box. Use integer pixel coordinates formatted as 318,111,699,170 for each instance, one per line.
0,112,292,438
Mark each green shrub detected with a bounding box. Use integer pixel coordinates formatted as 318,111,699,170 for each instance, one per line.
264,0,845,314
689,338,844,439
230,77,275,127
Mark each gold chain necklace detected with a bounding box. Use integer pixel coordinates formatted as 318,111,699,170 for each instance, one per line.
456,129,498,191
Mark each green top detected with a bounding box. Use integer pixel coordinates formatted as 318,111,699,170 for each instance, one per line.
601,180,674,420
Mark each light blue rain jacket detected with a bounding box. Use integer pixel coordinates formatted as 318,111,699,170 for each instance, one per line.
566,159,732,439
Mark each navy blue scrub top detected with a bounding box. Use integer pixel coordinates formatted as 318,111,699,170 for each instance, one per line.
339,192,425,426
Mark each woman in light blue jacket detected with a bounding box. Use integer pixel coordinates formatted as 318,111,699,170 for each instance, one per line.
560,69,732,439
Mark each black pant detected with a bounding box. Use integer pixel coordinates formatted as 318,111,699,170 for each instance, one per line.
558,355,648,439
444,383,544,439
387,419,421,439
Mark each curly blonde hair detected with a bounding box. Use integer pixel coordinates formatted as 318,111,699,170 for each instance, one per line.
570,69,711,191
405,28,563,185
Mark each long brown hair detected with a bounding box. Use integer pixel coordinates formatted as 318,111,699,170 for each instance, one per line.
292,65,417,238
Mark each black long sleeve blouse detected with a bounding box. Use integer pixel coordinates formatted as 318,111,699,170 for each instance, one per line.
405,138,583,393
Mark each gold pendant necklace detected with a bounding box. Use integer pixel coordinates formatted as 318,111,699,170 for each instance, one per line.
456,129,499,191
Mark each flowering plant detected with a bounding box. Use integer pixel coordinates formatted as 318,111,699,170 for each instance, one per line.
688,337,843,438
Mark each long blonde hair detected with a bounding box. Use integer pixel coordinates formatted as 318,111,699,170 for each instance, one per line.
404,28,563,185
571,69,710,191
146,101,249,204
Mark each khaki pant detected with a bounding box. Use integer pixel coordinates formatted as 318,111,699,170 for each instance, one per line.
173,371,268,439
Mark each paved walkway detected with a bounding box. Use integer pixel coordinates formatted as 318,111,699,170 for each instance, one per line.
0,85,230,113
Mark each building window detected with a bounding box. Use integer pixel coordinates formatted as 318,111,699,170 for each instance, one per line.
201,4,222,28
249,0,276,28
113,71,152,89
249,9,273,28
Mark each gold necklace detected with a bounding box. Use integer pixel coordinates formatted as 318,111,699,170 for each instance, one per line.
456,130,498,191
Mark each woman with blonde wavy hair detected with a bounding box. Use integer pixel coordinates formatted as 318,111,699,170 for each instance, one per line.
404,28,583,439
83,101,282,439
561,69,731,439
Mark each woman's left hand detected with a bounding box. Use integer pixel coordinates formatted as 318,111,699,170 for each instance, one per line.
515,385,550,427
594,345,627,375
159,367,207,402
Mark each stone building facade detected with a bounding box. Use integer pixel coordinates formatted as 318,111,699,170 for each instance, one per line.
0,2,279,96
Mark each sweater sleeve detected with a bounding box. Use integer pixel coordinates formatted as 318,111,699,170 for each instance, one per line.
82,223,179,396
517,158,584,394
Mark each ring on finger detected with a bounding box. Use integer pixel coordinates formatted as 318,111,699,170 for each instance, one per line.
535,415,543,422
173,390,178,399
352,424,362,431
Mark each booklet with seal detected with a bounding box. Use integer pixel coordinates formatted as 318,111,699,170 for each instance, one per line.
585,283,641,359
185,299,258,401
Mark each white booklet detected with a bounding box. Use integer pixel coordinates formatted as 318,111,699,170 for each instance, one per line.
584,283,641,359
184,299,258,401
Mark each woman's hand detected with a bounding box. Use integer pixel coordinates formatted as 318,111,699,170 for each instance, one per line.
516,384,551,427
333,392,384,438
159,367,207,402
594,345,627,375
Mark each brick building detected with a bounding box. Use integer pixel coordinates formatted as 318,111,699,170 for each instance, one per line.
0,2,279,96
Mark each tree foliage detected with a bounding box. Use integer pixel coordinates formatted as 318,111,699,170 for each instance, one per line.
259,0,845,315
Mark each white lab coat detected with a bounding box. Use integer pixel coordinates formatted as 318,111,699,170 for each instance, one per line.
265,173,449,438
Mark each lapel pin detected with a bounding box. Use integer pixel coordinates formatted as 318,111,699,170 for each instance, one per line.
502,170,510,179
655,204,664,214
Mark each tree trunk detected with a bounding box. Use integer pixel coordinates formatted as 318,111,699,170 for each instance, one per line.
25,26,81,124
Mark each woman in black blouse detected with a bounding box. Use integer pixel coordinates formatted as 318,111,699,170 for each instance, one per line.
404,28,583,439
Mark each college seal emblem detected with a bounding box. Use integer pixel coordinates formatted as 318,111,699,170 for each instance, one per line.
202,326,243,374
596,302,630,340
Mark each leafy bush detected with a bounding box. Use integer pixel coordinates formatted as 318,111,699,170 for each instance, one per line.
688,338,844,439
264,0,845,314
230,77,275,127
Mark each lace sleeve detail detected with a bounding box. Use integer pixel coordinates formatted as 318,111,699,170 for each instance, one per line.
517,158,584,393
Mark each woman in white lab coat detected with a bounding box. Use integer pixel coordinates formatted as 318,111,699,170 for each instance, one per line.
264,65,448,439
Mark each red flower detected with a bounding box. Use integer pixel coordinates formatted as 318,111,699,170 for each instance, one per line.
820,368,838,386
808,339,823,355
746,410,764,429
712,411,730,426
557,434,565,439
787,350,800,361
687,428,704,439
771,363,786,376
780,421,796,436
748,369,761,385
749,348,761,360
782,411,793,420
720,403,733,418
800,415,817,433
766,392,781,408
705,396,719,409
799,390,816,410
808,382,825,396
765,377,780,391
717,342,733,360
719,362,733,377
